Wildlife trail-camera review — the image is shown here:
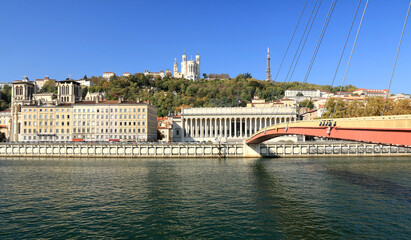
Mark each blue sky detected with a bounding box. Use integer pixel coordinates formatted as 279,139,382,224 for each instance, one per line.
0,0,410,94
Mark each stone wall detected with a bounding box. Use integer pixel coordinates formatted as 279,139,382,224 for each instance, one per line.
0,142,409,158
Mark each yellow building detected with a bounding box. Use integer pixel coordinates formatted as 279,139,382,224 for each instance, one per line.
19,104,73,142
19,99,157,142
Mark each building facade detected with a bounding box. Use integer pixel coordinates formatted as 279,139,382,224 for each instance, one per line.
0,110,11,140
103,72,115,79
157,117,173,142
173,106,297,143
11,77,158,142
144,70,166,79
17,100,157,142
285,89,322,98
173,51,201,80
353,88,390,98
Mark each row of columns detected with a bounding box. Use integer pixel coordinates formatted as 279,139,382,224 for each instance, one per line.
182,116,295,140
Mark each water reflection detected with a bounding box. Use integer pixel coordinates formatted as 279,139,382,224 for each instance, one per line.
0,157,410,239
251,159,335,239
326,168,411,203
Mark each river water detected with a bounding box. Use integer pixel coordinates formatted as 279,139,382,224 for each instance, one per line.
0,157,410,239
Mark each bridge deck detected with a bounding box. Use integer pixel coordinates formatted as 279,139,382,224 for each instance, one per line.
246,115,411,146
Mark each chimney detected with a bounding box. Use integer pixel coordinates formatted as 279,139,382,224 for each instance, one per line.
118,96,123,103
95,97,99,104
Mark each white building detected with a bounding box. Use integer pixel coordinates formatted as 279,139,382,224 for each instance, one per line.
75,79,93,87
285,89,322,98
353,88,390,98
144,70,165,79
173,51,201,80
103,72,115,80
173,106,297,143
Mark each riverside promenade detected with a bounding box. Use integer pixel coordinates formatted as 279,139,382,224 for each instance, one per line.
0,142,410,158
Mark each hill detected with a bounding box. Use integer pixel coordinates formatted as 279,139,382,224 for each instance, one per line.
87,73,358,117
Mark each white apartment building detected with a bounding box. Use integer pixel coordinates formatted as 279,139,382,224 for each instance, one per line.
285,89,322,99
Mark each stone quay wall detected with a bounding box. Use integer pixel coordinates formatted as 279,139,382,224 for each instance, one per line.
0,142,409,158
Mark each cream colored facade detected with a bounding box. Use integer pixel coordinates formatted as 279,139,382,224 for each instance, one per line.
18,100,157,142
0,110,11,140
19,104,73,142
103,72,115,79
72,101,157,142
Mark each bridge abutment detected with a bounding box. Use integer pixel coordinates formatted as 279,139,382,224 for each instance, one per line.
243,142,262,158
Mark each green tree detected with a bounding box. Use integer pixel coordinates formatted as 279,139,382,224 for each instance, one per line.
39,80,57,93
202,73,208,79
82,87,88,99
299,99,314,109
243,73,252,79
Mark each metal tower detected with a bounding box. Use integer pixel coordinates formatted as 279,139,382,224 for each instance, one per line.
265,48,272,81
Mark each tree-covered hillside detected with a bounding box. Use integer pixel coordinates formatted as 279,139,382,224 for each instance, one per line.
87,73,358,117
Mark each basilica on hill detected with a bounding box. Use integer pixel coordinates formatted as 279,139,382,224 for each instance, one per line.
173,51,201,81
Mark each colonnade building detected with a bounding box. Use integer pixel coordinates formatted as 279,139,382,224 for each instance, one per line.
173,106,297,143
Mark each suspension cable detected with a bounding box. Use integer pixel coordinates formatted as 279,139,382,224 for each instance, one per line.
332,0,369,119
273,0,309,83
287,0,323,83
294,0,337,116
302,0,337,86
284,0,321,83
325,0,362,107
382,1,411,116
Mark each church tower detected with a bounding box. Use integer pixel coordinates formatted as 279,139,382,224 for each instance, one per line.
265,48,272,81
195,51,201,80
10,76,36,142
173,58,178,76
181,51,187,77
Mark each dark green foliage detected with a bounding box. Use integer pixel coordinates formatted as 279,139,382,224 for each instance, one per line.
82,87,88,99
0,85,11,111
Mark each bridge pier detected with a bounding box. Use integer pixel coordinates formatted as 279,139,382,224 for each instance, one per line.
243,142,262,157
